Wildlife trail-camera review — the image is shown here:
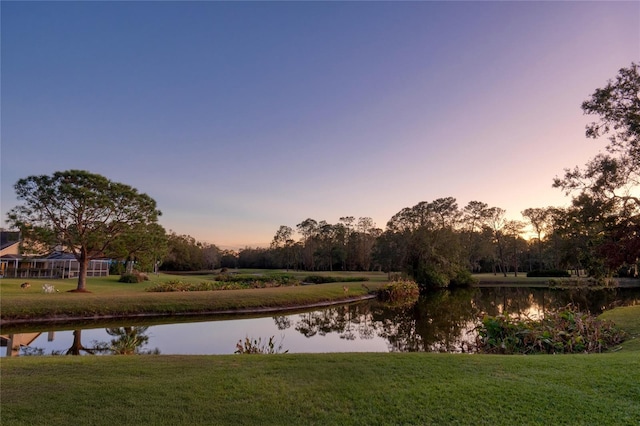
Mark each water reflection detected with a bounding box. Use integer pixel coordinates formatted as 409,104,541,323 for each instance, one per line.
373,288,480,352
105,327,159,355
2,287,638,357
2,327,160,357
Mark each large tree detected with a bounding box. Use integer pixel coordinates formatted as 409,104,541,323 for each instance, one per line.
553,63,640,275
382,198,471,288
7,170,161,291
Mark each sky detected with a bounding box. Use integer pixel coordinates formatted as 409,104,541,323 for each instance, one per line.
1,1,639,249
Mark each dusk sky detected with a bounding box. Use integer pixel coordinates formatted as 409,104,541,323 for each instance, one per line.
2,1,638,249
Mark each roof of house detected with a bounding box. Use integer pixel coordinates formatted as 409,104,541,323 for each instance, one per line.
45,251,77,260
0,254,21,259
0,231,20,251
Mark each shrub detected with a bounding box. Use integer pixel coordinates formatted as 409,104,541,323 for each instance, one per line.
378,280,420,305
302,275,370,284
420,267,451,290
145,273,302,292
119,272,148,283
475,305,627,354
527,269,570,277
213,273,300,287
449,269,478,287
145,280,241,292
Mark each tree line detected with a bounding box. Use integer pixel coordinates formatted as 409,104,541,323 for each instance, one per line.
159,63,640,284
6,63,639,290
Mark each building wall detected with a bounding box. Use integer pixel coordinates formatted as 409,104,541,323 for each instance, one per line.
0,242,20,257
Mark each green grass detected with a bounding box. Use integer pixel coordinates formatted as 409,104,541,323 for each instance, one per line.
2,351,639,425
600,305,640,351
2,275,639,425
474,272,555,285
0,272,386,323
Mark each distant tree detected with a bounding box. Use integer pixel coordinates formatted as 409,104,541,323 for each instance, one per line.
7,170,160,291
503,220,526,277
238,247,273,269
316,221,336,271
271,225,293,250
486,207,509,277
202,243,221,270
270,225,302,271
220,249,239,269
521,207,552,270
430,197,461,229
162,233,203,271
462,201,495,273
354,217,380,271
108,222,168,273
297,218,318,270
372,230,406,279
339,216,355,269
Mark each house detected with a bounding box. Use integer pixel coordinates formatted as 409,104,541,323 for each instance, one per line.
0,252,110,279
0,231,110,278
0,231,21,257
0,333,45,357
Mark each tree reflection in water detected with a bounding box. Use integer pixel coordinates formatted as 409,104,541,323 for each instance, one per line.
273,316,291,330
26,327,160,356
289,304,377,341
13,287,639,356
279,286,640,353
373,288,481,353
105,327,159,355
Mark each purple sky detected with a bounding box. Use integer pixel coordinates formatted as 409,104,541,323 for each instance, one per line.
2,1,639,249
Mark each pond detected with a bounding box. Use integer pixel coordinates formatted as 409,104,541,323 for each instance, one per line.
2,286,639,357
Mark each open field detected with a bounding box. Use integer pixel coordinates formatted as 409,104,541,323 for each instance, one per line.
0,271,387,324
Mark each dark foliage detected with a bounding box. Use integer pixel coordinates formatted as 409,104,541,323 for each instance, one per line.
527,270,571,278
119,272,148,283
302,275,369,284
475,305,626,354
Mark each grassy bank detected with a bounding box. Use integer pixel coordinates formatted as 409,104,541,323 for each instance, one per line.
2,350,639,425
600,305,640,351
0,272,386,324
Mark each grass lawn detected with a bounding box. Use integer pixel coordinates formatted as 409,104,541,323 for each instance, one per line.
0,271,386,324
2,350,639,425
600,305,640,351
1,272,639,425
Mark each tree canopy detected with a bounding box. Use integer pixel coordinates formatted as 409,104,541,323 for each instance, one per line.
554,63,640,275
7,170,161,291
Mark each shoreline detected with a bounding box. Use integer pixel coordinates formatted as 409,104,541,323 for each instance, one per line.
2,277,638,328
0,294,376,328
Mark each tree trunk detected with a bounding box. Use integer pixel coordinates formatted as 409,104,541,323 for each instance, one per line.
67,330,83,355
497,244,507,277
538,233,543,270
76,250,89,291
